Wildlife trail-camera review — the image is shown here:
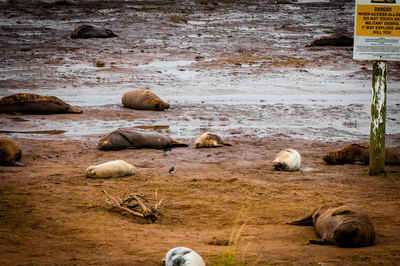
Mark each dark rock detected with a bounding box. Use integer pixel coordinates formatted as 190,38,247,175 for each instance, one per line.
71,25,117,39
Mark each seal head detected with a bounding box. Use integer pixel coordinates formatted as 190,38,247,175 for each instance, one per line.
0,138,25,166
164,247,205,266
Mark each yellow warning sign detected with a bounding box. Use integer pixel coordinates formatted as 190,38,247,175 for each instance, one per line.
356,5,400,37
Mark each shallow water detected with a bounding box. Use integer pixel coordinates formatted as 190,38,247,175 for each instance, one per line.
0,0,399,145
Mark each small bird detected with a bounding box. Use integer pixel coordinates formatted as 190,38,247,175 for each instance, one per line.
169,167,175,174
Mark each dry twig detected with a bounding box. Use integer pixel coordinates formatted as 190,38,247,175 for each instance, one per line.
102,189,162,222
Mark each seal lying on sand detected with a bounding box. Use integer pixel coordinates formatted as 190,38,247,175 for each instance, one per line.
288,202,375,247
0,138,24,166
323,142,400,165
272,148,301,171
121,89,170,111
164,247,205,266
194,132,232,148
85,160,135,178
0,93,82,114
98,129,188,150
71,24,117,39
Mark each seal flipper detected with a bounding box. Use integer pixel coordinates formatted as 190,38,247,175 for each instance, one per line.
168,137,189,147
287,213,313,226
309,239,329,245
12,161,25,166
331,205,352,216
223,142,232,146
117,130,140,149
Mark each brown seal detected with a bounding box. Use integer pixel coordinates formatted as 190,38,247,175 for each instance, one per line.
194,132,232,148
307,34,353,47
98,129,188,150
323,142,400,165
71,25,117,39
0,93,82,114
0,138,25,166
288,202,375,247
121,89,170,111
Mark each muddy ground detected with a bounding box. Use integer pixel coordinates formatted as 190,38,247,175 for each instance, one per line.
1,0,400,265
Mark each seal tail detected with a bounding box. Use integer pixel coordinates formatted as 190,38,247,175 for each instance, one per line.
223,142,232,146
287,213,313,226
309,239,329,245
168,137,189,147
67,106,83,113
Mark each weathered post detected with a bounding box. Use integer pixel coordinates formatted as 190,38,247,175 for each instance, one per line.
354,0,400,176
370,60,386,175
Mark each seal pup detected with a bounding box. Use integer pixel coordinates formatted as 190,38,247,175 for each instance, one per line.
98,129,188,150
288,202,375,247
85,160,135,178
0,93,82,114
164,247,205,266
0,138,24,166
71,24,117,39
194,132,232,148
272,148,301,171
121,89,170,111
323,142,400,165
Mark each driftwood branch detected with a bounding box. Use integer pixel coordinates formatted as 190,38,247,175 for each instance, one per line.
102,189,162,222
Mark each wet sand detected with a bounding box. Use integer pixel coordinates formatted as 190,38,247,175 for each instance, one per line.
1,0,400,265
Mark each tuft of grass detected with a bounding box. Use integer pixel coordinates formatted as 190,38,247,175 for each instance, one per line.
211,204,249,266
95,61,106,67
170,16,188,24
385,171,400,180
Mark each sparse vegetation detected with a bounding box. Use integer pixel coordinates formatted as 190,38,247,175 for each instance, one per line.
170,16,188,24
95,61,106,67
211,204,249,266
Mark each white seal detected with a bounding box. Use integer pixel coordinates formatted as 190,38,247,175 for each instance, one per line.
194,132,231,148
164,247,205,266
272,149,301,171
85,160,135,178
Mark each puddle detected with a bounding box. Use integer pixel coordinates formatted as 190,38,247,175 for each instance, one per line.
296,0,331,3
0,130,66,134
138,60,198,79
10,117,29,122
134,125,170,130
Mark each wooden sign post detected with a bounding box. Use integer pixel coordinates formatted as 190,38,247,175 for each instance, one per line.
353,0,400,175
370,60,386,175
